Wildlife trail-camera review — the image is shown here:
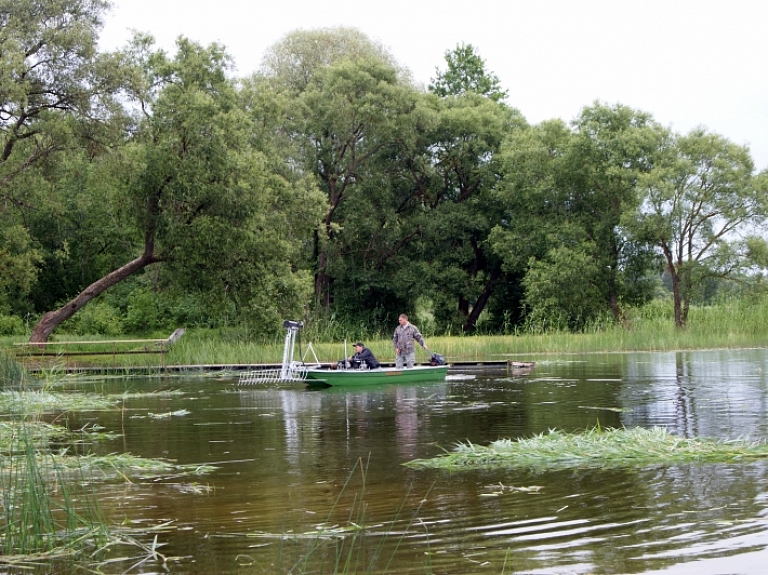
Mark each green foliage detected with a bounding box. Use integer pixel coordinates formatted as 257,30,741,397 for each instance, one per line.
63,300,124,336
627,128,768,326
260,26,408,94
0,226,43,313
522,242,606,331
492,104,668,329
123,287,167,333
429,43,507,101
0,315,25,336
0,0,128,196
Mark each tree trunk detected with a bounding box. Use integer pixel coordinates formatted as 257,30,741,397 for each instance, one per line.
608,291,628,329
314,248,331,311
462,269,501,333
660,242,685,329
671,271,685,329
29,250,160,343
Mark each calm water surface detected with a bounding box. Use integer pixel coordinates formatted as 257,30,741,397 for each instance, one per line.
69,349,768,574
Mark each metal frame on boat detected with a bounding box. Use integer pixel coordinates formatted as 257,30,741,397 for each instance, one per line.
238,321,448,387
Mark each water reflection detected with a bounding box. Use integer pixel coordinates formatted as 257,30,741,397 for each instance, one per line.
70,349,768,573
620,350,768,439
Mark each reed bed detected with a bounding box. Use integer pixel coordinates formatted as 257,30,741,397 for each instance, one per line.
0,415,218,571
0,349,26,389
5,296,768,368
162,297,768,366
405,426,768,471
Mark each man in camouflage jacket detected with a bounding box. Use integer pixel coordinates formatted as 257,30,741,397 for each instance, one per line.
393,314,428,369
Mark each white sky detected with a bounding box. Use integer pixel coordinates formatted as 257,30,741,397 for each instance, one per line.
99,0,768,171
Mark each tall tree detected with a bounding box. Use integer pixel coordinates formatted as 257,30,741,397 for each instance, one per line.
413,93,526,331
257,29,416,314
415,47,520,331
565,103,667,326
491,104,666,330
628,129,768,327
260,26,409,95
29,38,324,341
0,0,131,319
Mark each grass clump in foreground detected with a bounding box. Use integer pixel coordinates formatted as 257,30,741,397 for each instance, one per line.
405,426,768,471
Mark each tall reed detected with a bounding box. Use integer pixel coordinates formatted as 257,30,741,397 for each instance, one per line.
0,349,25,390
0,418,109,558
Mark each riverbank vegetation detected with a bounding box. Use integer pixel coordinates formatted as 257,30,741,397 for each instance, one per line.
131,292,768,367
0,355,217,571
3,0,768,348
4,291,768,370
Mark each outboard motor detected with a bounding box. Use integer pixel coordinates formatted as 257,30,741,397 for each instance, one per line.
429,353,446,366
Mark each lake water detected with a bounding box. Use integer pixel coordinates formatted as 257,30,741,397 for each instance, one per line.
67,348,768,574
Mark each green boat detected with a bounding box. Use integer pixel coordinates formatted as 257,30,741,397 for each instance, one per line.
237,321,449,387
302,364,449,387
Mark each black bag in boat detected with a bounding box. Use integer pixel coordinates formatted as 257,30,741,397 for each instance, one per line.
429,353,446,366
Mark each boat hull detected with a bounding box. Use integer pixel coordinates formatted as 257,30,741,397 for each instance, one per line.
303,365,448,387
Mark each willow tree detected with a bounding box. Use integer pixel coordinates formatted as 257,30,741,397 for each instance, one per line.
1,0,128,318
409,93,526,332
562,103,667,327
30,37,324,342
258,28,415,313
260,26,409,94
628,129,768,327
0,0,125,193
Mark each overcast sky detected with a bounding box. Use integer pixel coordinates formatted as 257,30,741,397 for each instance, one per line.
99,0,768,170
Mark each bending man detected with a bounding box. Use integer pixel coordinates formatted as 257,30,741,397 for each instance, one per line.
349,342,381,369
393,314,428,369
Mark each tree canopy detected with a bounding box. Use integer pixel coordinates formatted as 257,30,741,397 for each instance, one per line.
429,43,507,102
2,4,767,340
628,129,768,326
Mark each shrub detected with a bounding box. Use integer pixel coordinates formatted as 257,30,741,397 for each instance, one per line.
65,301,124,336
0,315,24,336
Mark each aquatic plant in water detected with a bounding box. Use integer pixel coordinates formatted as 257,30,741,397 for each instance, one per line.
405,426,768,471
0,423,110,560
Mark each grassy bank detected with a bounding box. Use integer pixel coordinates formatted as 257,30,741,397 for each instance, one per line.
163,297,768,366
3,296,768,368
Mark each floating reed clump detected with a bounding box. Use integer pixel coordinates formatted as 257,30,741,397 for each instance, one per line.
405,426,768,471
0,390,119,414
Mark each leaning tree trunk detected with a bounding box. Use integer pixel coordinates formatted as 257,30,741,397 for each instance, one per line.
29,250,160,343
462,269,501,333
